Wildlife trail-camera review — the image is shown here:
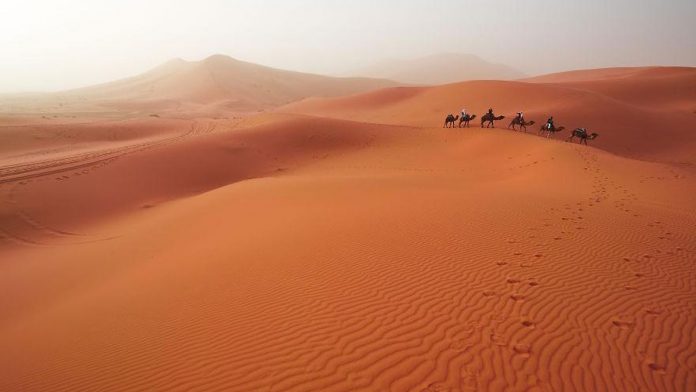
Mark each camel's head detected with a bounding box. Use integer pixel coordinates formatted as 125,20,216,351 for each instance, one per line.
589,132,599,139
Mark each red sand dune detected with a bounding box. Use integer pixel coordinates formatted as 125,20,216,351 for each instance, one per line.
522,66,696,83
1,66,695,391
282,67,696,164
525,66,696,110
0,55,397,118
69,55,398,113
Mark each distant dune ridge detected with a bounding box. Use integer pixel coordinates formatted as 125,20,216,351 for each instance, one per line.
1,58,696,392
350,53,526,85
284,66,696,165
85,55,398,108
1,55,398,115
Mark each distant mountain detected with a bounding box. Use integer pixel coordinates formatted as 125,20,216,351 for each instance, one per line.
60,55,398,112
350,53,525,85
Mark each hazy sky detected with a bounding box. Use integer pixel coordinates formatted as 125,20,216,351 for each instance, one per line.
1,0,695,92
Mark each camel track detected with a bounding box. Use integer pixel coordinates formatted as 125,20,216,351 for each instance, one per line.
10,142,693,392
0,117,694,390
0,121,217,186
0,121,218,246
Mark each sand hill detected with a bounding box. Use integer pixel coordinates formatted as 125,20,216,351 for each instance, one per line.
0,55,397,115
1,66,695,391
283,67,696,165
351,53,525,85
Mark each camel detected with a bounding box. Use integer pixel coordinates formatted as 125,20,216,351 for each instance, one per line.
567,129,599,145
444,114,459,128
508,117,536,132
458,114,477,128
481,113,505,128
538,124,566,139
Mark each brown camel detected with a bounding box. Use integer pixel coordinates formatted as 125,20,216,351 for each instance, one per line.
508,117,536,132
444,114,459,128
538,124,566,139
458,114,477,128
567,129,599,145
481,113,505,128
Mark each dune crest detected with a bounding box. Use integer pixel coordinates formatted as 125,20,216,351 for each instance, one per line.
1,55,398,116
282,67,696,165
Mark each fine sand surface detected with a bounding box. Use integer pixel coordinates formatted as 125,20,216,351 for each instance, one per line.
1,68,695,391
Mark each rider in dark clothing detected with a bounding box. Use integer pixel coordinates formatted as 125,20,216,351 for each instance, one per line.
516,112,524,123
546,116,554,130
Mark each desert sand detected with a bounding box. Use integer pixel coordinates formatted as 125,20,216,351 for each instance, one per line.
0,65,695,391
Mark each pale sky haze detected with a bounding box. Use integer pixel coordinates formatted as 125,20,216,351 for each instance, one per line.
1,0,695,93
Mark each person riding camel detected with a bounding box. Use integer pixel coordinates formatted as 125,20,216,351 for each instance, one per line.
461,107,468,120
488,108,494,116
546,116,554,131
516,112,524,124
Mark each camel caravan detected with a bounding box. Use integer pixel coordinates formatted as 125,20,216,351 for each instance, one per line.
443,108,599,145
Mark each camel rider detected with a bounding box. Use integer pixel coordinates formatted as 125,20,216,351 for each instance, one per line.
517,112,524,123
488,108,494,116
461,108,468,119
577,127,587,136
546,116,554,130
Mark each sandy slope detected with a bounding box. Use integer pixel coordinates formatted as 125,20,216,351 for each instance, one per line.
1,68,695,391
524,67,696,110
0,55,397,117
282,67,696,165
78,55,398,110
